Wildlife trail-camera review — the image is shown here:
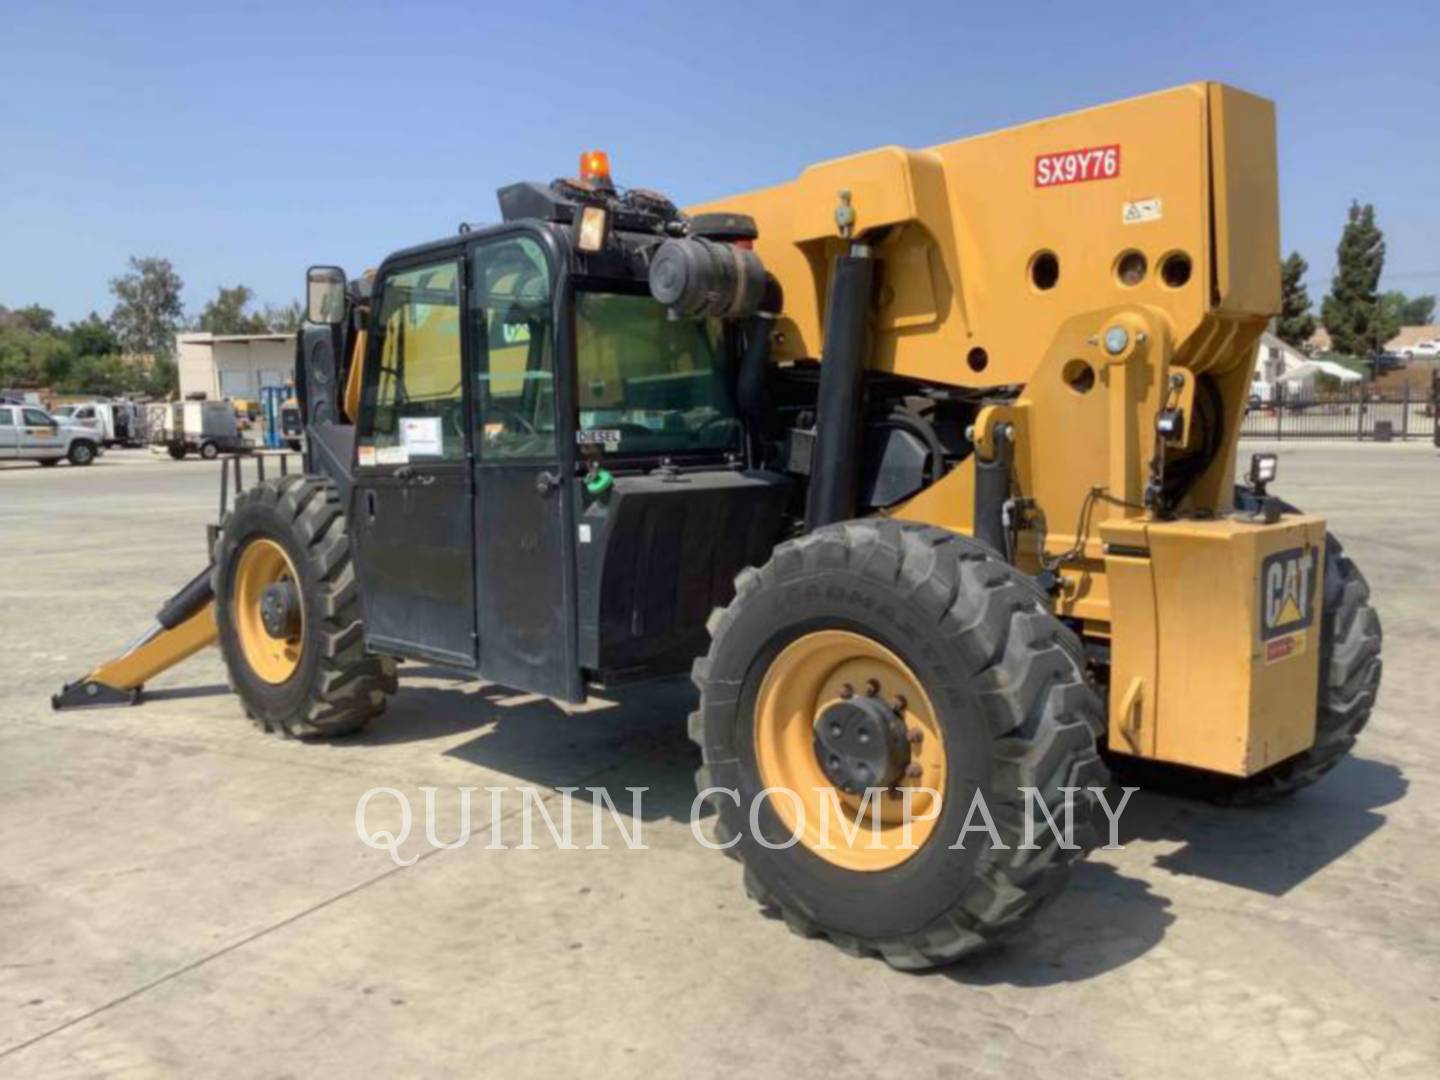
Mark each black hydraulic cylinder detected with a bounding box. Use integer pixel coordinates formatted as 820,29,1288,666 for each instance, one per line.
804,254,875,530
734,273,784,464
156,566,216,630
736,314,777,460
974,424,1013,558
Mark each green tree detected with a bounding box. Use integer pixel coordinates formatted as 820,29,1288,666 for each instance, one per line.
3,304,58,334
1276,252,1316,348
262,300,303,333
1321,202,1395,356
142,356,179,397
197,285,270,335
1382,291,1437,326
67,311,120,358
109,256,185,359
0,305,71,387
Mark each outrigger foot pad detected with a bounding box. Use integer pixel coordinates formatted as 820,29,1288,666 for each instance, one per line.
52,680,143,710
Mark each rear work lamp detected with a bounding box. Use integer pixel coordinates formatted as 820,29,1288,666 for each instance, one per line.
577,204,609,253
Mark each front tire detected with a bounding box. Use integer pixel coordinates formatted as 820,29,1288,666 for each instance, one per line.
199,441,220,460
691,521,1108,969
167,444,187,460
68,441,96,466
213,475,396,738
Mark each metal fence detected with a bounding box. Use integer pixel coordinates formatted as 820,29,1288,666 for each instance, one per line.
1240,380,1440,442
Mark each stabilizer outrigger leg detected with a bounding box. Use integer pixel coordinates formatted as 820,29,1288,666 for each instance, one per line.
52,567,219,710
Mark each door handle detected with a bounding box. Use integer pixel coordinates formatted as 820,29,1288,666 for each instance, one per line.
535,470,561,495
394,464,416,481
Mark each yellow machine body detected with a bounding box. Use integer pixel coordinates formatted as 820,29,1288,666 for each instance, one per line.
694,82,1312,777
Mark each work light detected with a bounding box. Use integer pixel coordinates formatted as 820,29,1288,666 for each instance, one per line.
577,205,609,253
1248,452,1278,493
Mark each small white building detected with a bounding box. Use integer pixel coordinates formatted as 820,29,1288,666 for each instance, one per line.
1253,331,1361,401
176,332,295,401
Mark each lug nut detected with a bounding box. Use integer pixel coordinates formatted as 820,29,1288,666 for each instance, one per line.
839,684,854,700
907,728,924,745
892,695,907,714
829,723,842,738
905,764,923,779
865,679,880,697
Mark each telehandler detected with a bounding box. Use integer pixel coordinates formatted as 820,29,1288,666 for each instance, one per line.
56,83,1382,969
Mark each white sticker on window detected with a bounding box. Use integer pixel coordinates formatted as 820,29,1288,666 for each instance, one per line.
578,524,592,544
358,445,376,467
400,416,443,456
577,429,621,451
376,445,410,466
1122,198,1162,225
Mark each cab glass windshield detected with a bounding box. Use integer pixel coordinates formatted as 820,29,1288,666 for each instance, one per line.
574,291,739,456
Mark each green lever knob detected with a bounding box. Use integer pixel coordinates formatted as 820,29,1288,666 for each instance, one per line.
584,467,613,496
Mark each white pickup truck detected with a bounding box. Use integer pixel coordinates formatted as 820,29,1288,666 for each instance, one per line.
0,404,105,466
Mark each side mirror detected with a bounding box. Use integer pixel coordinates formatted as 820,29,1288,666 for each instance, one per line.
306,266,348,326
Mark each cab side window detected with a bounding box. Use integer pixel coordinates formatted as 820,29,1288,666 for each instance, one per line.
471,237,555,459
23,408,51,426
358,259,463,463
0,408,13,426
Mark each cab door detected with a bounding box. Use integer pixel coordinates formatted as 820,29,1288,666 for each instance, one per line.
0,407,17,458
469,233,581,701
21,408,64,458
350,252,478,668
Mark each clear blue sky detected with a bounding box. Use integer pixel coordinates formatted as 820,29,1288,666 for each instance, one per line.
2,0,1437,324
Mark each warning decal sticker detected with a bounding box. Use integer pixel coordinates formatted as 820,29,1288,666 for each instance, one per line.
1122,197,1163,224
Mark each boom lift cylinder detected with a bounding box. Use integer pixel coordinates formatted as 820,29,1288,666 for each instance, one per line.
804,251,874,529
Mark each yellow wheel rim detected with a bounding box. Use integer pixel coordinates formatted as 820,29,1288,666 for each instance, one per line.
753,630,947,872
232,537,303,684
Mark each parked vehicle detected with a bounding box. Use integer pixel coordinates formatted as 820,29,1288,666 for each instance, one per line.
59,84,1383,970
155,400,246,460
259,384,304,450
1399,339,1440,359
51,400,145,448
0,404,105,466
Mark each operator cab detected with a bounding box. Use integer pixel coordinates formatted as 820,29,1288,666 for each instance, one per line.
299,153,789,702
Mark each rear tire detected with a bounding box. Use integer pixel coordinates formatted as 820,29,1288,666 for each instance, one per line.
213,475,396,738
167,444,187,460
200,441,219,460
68,441,96,466
692,520,1108,969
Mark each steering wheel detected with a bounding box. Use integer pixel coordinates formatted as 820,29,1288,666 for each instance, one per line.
696,415,743,444
487,404,538,435
445,405,466,440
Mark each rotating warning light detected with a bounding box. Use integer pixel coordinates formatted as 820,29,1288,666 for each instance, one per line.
580,149,612,188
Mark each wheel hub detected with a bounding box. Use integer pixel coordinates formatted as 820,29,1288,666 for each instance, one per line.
812,688,912,794
259,580,300,639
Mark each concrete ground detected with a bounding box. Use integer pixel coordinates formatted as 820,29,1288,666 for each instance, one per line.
1,442,1437,1078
